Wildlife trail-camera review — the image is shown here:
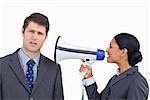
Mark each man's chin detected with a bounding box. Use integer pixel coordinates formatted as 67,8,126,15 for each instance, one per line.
29,49,40,53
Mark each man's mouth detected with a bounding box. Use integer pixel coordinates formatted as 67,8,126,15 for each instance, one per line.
30,42,37,46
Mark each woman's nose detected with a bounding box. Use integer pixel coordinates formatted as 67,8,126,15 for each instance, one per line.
106,48,109,52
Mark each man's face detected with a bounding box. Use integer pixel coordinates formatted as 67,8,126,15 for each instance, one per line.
22,21,47,54
106,38,122,64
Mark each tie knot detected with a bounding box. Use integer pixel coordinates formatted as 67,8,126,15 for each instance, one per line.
27,59,36,67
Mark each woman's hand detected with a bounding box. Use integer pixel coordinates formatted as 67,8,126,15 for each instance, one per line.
79,64,93,79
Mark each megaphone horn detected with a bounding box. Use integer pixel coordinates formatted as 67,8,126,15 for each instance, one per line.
54,36,105,64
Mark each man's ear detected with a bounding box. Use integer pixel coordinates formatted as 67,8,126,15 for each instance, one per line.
45,34,48,39
22,28,25,34
121,48,128,57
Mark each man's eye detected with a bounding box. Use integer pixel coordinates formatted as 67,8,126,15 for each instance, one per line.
38,32,43,35
29,30,34,33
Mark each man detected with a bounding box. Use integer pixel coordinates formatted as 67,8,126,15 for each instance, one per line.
0,13,64,100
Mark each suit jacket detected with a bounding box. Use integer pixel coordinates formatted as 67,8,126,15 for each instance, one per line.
0,49,64,100
85,66,149,100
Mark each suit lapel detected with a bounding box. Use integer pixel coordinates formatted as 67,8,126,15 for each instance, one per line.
32,55,49,93
110,74,127,87
110,67,138,87
8,49,31,92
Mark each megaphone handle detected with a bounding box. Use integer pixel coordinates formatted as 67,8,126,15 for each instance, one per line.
80,62,91,100
80,68,88,77
80,59,93,77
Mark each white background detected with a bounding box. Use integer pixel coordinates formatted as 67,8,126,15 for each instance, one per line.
0,0,150,100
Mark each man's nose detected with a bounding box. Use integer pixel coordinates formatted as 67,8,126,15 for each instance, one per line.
32,32,38,40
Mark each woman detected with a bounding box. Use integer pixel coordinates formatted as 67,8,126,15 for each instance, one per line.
80,33,149,100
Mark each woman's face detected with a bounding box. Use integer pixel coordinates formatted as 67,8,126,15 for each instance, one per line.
106,38,123,64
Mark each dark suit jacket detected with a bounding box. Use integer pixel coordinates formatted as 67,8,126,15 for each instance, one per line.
0,49,64,100
85,66,149,100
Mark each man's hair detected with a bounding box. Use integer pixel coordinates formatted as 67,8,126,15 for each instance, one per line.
23,13,49,35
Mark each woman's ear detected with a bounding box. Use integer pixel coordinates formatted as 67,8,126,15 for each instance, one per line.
121,48,128,57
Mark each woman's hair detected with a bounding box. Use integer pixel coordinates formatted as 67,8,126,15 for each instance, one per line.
114,33,142,66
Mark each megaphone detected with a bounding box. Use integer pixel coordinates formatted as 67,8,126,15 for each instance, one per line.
54,36,105,64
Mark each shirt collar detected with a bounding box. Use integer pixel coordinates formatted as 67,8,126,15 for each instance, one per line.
18,48,40,67
116,68,120,76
